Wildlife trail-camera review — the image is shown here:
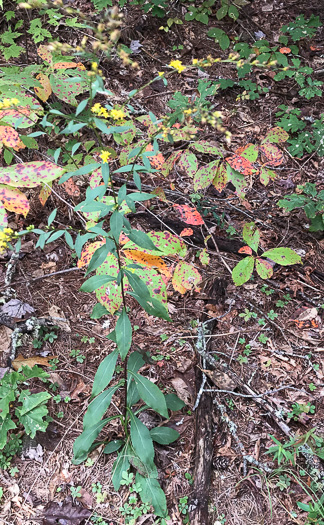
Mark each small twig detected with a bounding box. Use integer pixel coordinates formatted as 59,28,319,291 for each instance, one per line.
204,384,308,399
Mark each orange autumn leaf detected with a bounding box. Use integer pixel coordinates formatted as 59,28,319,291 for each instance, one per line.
180,228,194,237
238,246,253,255
0,126,21,149
173,204,204,226
12,353,57,371
119,232,130,245
279,47,291,54
226,155,255,176
62,178,80,197
124,249,171,277
0,185,29,217
34,73,52,102
54,62,86,70
39,182,52,206
145,144,165,169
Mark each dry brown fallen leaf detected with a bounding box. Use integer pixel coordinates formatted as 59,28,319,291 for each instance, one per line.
48,305,71,333
201,369,236,390
12,354,57,371
0,325,12,354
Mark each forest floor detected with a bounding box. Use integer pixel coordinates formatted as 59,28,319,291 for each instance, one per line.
0,0,324,524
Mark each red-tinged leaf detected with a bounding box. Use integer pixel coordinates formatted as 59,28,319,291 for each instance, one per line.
120,140,145,167
242,222,260,252
234,143,259,163
50,70,89,106
199,249,210,266
262,127,289,144
136,114,161,136
127,265,167,305
172,123,181,129
232,256,254,286
226,164,248,197
0,201,8,229
39,182,52,206
160,151,182,177
171,125,197,142
190,140,223,156
178,150,198,178
212,162,228,192
180,228,193,237
37,44,53,65
152,187,167,202
193,160,219,191
0,107,36,129
113,121,136,146
259,143,284,167
123,231,187,257
77,241,105,268
0,161,65,188
123,250,170,277
0,126,20,149
261,248,302,266
96,254,127,314
226,155,255,176
119,232,130,245
259,165,276,186
34,73,52,102
12,139,26,152
0,185,29,217
238,246,253,255
62,178,80,197
279,47,291,54
54,62,85,70
89,168,104,189
172,261,202,294
255,257,273,279
173,204,204,226
145,144,165,169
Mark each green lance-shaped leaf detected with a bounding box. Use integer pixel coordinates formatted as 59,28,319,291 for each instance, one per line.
91,349,118,397
165,393,185,411
127,351,145,408
112,439,132,490
150,426,180,445
0,416,16,449
16,390,51,438
129,371,168,419
104,439,124,454
129,411,157,476
232,256,255,286
83,385,119,430
127,229,159,252
116,308,132,360
73,418,110,464
136,473,168,518
255,258,274,279
80,274,116,292
261,248,302,266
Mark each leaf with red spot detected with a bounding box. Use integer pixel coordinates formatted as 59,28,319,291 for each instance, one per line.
37,45,53,66
0,161,65,188
0,185,29,217
255,258,274,279
259,166,276,186
193,160,219,191
152,187,167,202
199,249,210,266
0,107,37,129
120,141,145,167
39,182,52,206
34,73,52,102
178,151,198,178
160,151,182,177
0,126,21,149
232,256,255,286
180,228,193,237
89,168,104,189
95,254,127,314
54,62,85,70
145,144,165,169
212,162,228,192
136,114,160,136
126,265,167,305
169,125,197,142
123,250,170,277
261,248,301,266
226,164,247,197
262,127,289,144
77,241,105,268
50,70,89,106
0,201,8,229
123,230,187,257
113,121,136,146
173,204,204,226
172,261,202,294
62,178,80,197
259,143,284,167
243,222,260,252
190,140,223,156
234,143,259,162
226,155,255,176
238,246,253,255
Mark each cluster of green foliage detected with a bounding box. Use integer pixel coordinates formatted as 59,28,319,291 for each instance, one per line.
278,183,324,231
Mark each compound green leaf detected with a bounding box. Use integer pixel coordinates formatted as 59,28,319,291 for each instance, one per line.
262,126,289,144
242,222,260,252
259,166,276,186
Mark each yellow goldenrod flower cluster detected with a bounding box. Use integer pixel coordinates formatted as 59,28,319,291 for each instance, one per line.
191,56,221,67
100,151,111,163
0,228,15,253
0,98,19,110
169,60,186,73
91,103,110,118
109,109,125,120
